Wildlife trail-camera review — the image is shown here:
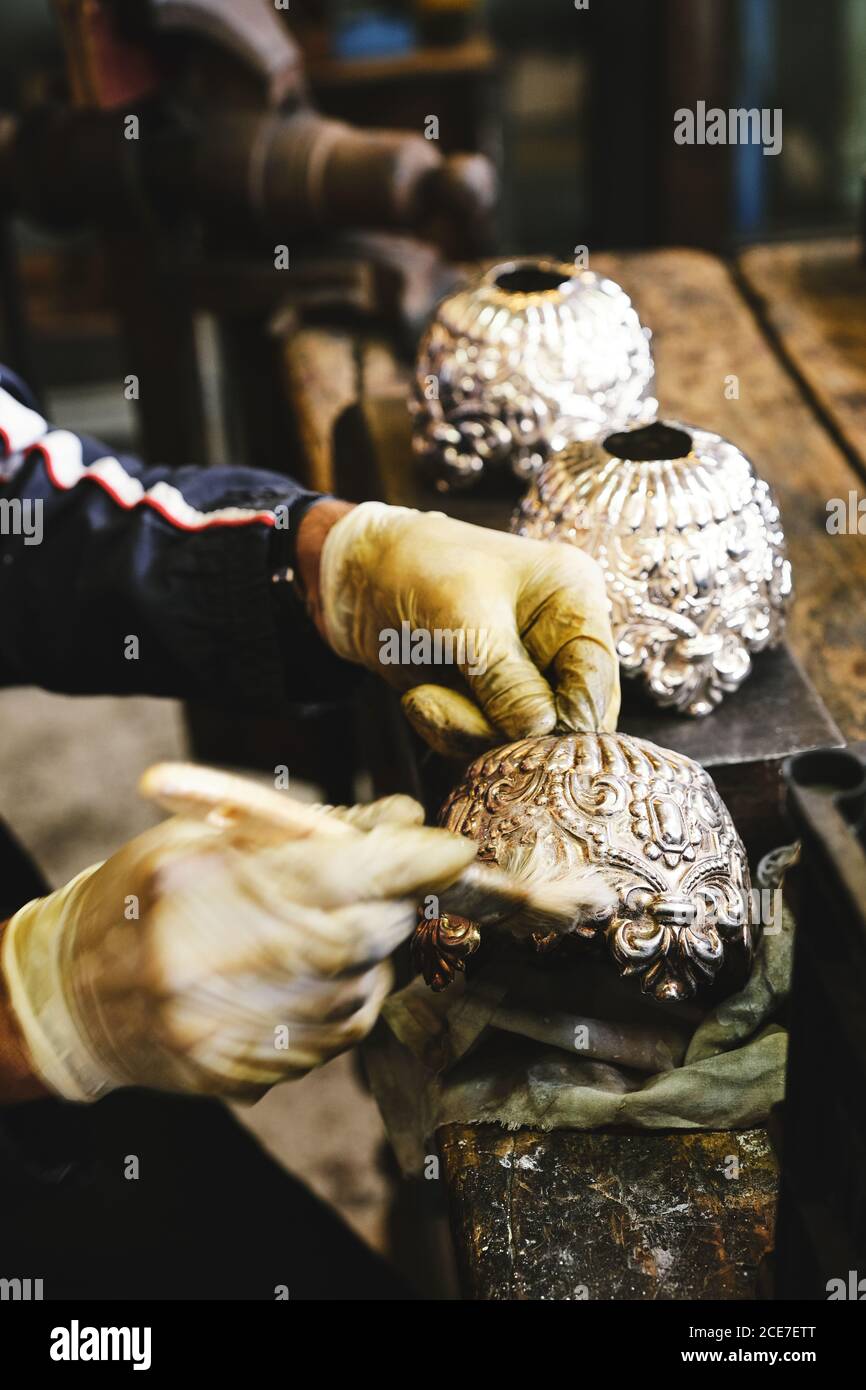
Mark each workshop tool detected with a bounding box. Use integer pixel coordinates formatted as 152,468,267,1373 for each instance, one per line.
142,766,686,1083
139,761,616,962
30,0,495,248
0,0,497,471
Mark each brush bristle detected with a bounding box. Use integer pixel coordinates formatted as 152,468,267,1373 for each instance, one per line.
442,857,616,940
488,839,616,937
523,868,617,932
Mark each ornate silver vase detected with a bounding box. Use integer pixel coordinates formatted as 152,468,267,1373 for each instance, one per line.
412,732,757,1004
513,420,792,717
411,257,657,491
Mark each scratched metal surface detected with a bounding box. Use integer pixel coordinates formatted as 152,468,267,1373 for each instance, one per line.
438,1124,777,1301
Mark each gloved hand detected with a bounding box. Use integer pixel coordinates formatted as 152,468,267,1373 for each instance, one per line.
1,788,477,1103
318,502,620,758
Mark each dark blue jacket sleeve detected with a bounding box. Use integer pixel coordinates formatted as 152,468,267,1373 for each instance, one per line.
0,365,356,710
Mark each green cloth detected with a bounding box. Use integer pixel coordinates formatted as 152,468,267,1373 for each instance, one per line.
365,908,792,1175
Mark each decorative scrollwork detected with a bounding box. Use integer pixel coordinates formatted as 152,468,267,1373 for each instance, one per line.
411,913,482,992
411,258,656,490
514,422,793,716
427,732,757,1003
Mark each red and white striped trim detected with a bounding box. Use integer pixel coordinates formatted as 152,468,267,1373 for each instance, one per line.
27,429,279,532
0,385,48,459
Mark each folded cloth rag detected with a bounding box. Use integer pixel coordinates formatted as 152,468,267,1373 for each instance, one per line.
364,904,792,1175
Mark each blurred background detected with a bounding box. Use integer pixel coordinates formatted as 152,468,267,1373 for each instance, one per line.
0,0,861,1296
1,0,863,450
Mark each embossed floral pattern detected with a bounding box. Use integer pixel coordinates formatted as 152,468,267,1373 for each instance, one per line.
411,259,657,490
435,733,756,1003
514,423,793,716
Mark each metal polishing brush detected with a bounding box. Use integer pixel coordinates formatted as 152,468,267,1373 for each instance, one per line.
139,761,615,941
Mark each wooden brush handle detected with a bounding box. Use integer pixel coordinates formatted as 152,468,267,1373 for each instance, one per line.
139,762,570,934
138,762,354,845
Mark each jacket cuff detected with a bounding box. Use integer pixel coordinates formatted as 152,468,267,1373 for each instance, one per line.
208,485,360,709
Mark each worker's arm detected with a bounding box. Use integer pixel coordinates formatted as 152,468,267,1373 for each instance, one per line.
0,364,620,754
0,365,355,709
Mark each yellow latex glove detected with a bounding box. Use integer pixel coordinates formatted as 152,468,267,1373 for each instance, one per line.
320,502,620,758
1,789,476,1104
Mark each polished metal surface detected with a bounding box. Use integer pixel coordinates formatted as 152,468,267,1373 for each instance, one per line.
411,257,656,490
414,732,756,1003
411,913,481,992
514,420,793,717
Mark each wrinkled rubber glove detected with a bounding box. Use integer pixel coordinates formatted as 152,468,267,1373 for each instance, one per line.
319,502,620,758
1,794,476,1104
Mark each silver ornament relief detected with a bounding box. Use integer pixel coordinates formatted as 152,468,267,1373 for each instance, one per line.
514,420,793,716
428,732,757,1004
411,258,657,491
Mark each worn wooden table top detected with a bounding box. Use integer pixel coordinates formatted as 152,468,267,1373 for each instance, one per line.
285,240,866,1299
738,237,866,479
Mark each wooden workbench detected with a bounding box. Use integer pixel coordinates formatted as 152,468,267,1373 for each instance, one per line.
286,241,866,1300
